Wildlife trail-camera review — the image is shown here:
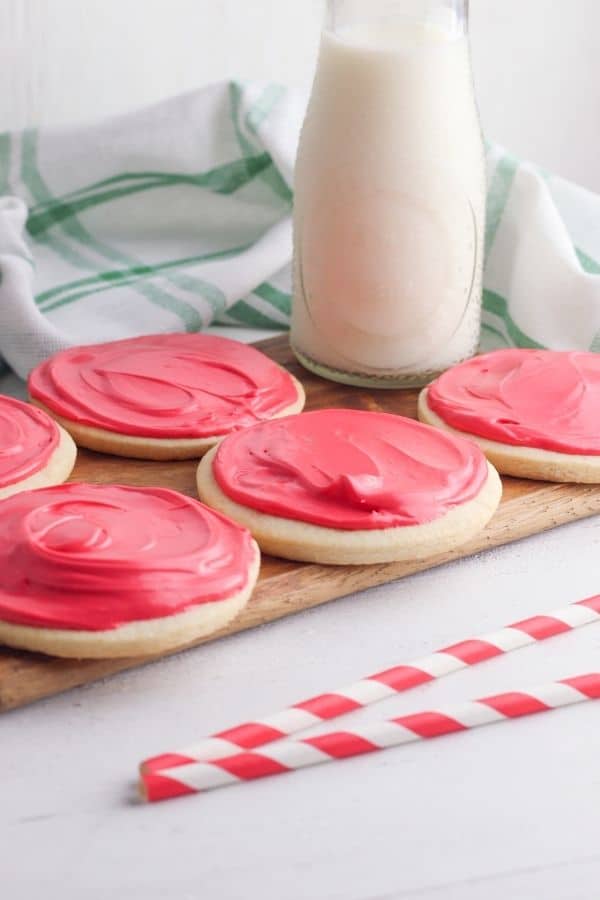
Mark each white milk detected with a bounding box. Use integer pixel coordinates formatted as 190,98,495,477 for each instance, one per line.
291,21,485,387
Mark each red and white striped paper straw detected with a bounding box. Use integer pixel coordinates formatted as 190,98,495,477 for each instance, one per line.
141,593,600,774
141,673,600,802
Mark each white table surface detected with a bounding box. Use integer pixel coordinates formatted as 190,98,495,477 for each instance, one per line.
2,331,600,900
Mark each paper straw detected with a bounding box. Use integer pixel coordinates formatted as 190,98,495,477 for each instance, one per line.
141,593,600,774
140,673,600,802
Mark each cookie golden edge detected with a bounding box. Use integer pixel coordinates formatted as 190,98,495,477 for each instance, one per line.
196,445,502,566
418,388,600,484
0,541,260,659
0,425,77,501
29,373,306,461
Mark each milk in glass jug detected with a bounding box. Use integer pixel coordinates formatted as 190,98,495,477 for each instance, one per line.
291,0,485,388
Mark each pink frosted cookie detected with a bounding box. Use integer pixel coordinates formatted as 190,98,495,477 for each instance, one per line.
0,483,260,658
419,349,600,482
0,394,76,499
29,333,305,460
197,408,501,564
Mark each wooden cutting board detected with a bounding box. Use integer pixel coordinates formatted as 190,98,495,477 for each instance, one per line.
2,334,600,713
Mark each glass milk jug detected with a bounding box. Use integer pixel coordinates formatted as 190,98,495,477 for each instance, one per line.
290,0,485,388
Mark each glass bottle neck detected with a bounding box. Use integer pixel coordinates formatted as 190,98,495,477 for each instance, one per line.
326,0,468,36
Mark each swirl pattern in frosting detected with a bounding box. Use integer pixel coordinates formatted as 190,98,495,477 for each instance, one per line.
427,349,600,455
28,333,300,438
0,395,59,488
0,483,256,630
213,408,489,530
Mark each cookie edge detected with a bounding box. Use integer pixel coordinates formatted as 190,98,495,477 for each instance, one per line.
418,388,600,483
196,445,502,565
0,540,260,658
29,372,305,461
0,424,77,500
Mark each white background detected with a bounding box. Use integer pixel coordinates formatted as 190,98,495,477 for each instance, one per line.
1,0,600,190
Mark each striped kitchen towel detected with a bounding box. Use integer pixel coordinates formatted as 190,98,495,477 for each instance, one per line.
0,80,599,378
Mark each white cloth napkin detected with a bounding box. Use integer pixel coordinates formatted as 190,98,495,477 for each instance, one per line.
1,81,599,379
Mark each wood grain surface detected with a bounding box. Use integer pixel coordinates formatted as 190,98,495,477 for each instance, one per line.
2,334,600,712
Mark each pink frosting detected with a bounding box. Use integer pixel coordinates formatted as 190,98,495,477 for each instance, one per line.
213,408,489,530
0,483,256,630
28,333,300,438
0,395,59,488
428,349,600,455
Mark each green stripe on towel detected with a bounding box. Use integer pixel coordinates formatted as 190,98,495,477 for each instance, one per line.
481,321,512,349
576,247,600,275
26,154,274,236
226,298,287,329
21,129,229,329
37,244,248,311
229,82,292,204
254,281,292,315
483,289,545,349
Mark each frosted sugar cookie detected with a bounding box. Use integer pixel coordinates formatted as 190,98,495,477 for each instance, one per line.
0,395,76,499
0,483,260,658
196,408,501,565
419,349,600,482
28,333,305,460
